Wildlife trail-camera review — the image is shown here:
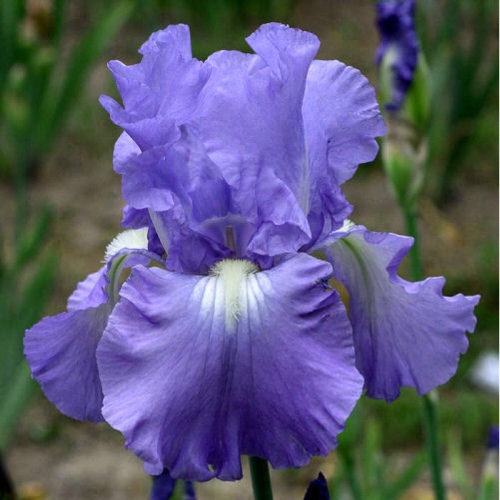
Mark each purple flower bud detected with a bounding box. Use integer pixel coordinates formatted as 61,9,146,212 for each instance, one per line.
376,0,419,110
487,426,499,450
304,472,331,500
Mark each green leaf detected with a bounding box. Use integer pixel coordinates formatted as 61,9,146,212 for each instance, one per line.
18,250,58,330
0,0,23,93
384,451,427,498
0,360,38,451
14,206,53,269
35,0,134,153
447,431,474,499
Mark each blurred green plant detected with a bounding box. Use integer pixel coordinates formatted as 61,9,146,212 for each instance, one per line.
155,0,295,24
0,207,56,451
0,0,133,453
319,385,498,499
136,0,298,56
417,0,499,204
374,1,498,498
330,404,427,499
0,0,133,183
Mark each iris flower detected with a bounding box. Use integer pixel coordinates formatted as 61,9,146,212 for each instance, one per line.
24,23,478,482
375,0,419,111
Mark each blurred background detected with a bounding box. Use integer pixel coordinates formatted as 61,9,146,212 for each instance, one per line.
0,0,498,498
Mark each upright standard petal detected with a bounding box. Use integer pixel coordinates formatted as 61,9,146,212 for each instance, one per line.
103,23,388,263
302,60,386,244
304,61,386,186
99,25,210,151
97,253,362,481
111,125,236,273
198,23,321,255
322,225,479,401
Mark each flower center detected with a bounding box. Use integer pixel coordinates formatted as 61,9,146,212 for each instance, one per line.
209,259,259,331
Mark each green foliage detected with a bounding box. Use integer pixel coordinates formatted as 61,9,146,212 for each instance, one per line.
0,207,57,451
135,0,298,57
332,403,427,499
417,0,499,203
330,382,497,499
0,0,134,180
143,0,295,27
0,0,134,452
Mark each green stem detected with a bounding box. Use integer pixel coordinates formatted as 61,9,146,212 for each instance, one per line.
249,456,274,500
403,206,446,500
403,206,424,282
422,393,446,500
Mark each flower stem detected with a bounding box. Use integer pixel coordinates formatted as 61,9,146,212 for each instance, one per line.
403,205,446,500
403,206,423,282
249,457,274,500
422,392,446,500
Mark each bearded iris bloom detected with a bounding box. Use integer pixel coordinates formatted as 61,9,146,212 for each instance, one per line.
24,23,479,482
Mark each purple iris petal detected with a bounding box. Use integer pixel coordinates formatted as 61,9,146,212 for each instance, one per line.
375,0,418,111
198,23,318,253
97,253,362,480
112,133,158,234
24,268,109,422
113,125,234,273
100,25,209,151
24,242,163,422
100,23,385,269
302,60,387,244
322,224,480,401
67,268,109,311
